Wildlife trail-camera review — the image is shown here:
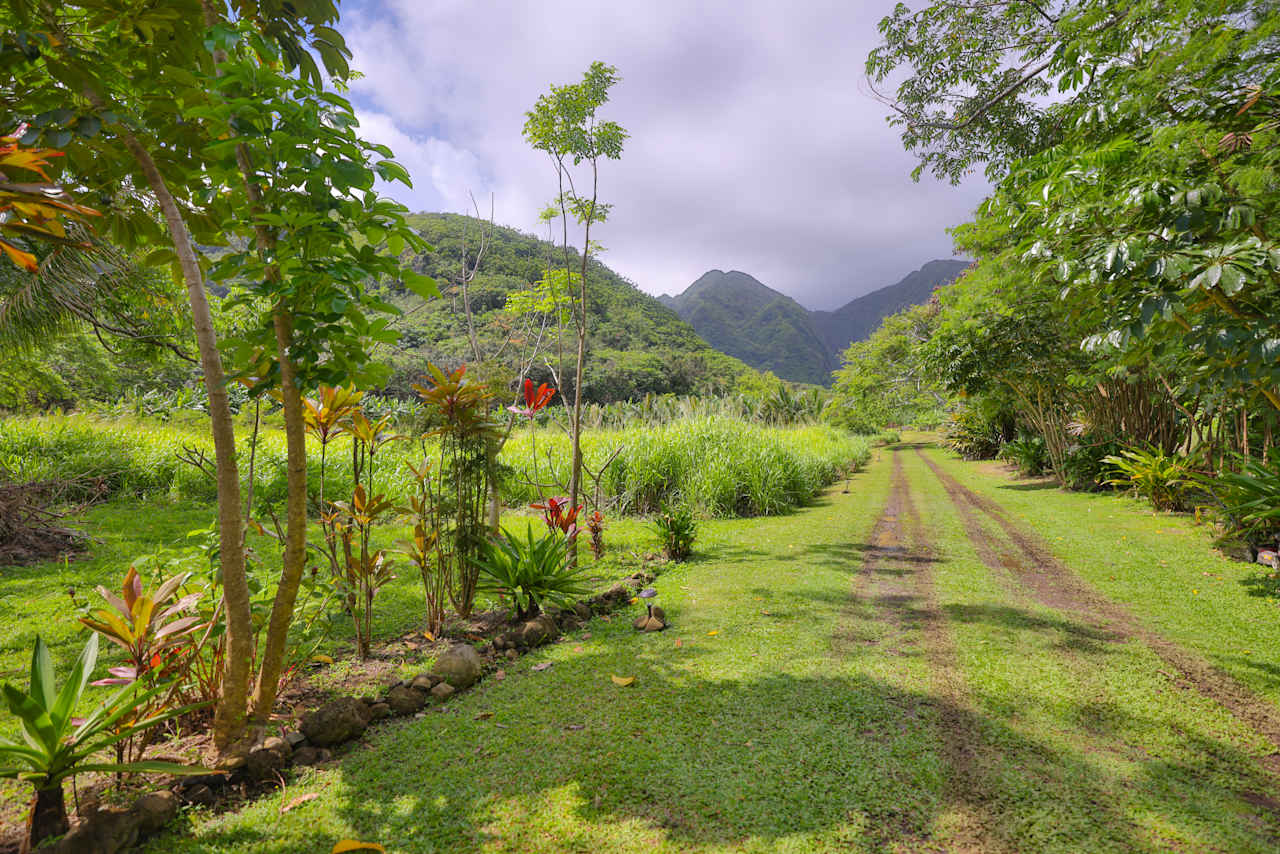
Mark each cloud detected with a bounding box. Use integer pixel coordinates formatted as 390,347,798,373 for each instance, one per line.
341,0,990,310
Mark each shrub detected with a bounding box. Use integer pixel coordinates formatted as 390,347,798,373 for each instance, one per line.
1103,447,1191,511
945,407,1008,460
653,503,697,561
1201,457,1280,548
472,527,591,619
1000,434,1049,477
1059,440,1123,491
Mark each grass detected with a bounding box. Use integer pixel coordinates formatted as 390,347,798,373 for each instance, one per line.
0,414,869,518
8,437,1280,850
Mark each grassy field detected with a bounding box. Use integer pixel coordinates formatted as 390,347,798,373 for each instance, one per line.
116,441,1280,853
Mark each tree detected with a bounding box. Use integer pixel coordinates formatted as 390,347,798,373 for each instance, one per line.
523,62,627,533
830,301,945,432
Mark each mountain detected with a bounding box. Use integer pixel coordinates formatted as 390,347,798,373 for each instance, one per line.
811,259,971,354
658,271,836,385
383,213,752,402
662,260,970,385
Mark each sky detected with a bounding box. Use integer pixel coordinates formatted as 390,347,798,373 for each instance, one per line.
340,0,990,311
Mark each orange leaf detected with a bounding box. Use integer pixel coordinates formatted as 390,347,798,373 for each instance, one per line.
0,238,37,272
610,675,635,687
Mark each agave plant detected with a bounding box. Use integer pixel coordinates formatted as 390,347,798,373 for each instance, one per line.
0,635,205,851
472,526,590,620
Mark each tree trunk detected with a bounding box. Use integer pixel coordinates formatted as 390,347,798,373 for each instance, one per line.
115,129,253,754
251,309,309,722
24,784,68,853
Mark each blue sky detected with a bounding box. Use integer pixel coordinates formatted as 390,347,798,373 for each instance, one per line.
339,0,988,310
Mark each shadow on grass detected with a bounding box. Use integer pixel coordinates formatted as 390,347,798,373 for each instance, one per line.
159,648,1280,854
1238,569,1280,601
941,603,1125,655
996,480,1060,492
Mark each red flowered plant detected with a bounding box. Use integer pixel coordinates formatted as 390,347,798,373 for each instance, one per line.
587,510,605,559
508,378,556,419
532,496,581,540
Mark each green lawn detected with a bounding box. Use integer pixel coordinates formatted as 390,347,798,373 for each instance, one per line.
128,441,1280,853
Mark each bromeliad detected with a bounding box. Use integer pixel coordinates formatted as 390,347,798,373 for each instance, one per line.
532,496,582,540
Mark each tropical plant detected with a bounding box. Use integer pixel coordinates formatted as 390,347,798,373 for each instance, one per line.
1103,447,1192,512
1000,434,1049,477
415,363,501,617
472,526,590,620
944,406,1010,461
0,635,204,851
532,496,581,539
653,503,697,561
587,510,606,560
1200,458,1280,548
402,458,446,636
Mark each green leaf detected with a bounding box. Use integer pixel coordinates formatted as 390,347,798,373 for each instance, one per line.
29,637,56,713
401,270,439,300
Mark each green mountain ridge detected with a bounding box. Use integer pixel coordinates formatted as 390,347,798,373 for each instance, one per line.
382,213,752,401
661,260,970,384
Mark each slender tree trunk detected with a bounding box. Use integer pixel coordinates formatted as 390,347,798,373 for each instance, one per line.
24,784,68,853
115,129,253,754
252,309,308,721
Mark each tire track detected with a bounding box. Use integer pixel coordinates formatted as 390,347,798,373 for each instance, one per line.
916,447,1280,777
841,450,1007,852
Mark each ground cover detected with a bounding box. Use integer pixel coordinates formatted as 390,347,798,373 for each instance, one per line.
125,440,1280,852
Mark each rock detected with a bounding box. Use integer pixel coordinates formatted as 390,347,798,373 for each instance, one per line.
605,583,629,602
1259,549,1278,569
358,695,377,707
284,731,307,749
300,697,371,747
385,684,427,716
245,737,291,780
367,702,392,721
410,673,441,691
181,784,217,808
47,807,136,854
292,746,332,766
430,681,455,700
573,602,593,621
431,643,484,689
131,791,178,834
519,614,560,648
505,648,519,660
494,635,508,650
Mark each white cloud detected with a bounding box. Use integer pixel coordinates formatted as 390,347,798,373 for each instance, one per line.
341,0,989,309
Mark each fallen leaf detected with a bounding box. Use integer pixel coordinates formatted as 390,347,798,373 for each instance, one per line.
760,610,772,616
404,641,420,650
581,633,592,640
311,654,334,665
674,639,683,648
611,675,636,687
707,630,719,636
332,842,386,854
565,723,586,731
493,722,509,729
493,669,506,680
532,662,552,672
475,711,493,720
281,792,319,814
573,645,584,653
422,631,434,641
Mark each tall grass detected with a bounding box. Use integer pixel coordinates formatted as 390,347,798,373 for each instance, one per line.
0,414,869,518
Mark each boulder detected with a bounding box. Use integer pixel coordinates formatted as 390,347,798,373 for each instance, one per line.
181,783,217,808
430,681,455,700
410,673,441,691
300,697,371,747
519,614,560,648
385,684,427,716
573,602,593,621
131,791,178,835
367,702,393,721
292,746,332,766
284,731,307,749
245,736,292,780
430,643,484,689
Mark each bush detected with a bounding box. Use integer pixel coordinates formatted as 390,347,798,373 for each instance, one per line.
1103,447,1192,511
653,503,697,561
1059,440,1123,491
999,434,1048,476
945,407,1009,460
472,527,590,619
1201,457,1280,548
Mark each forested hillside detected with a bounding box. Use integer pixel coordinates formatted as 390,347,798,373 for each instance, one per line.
661,261,968,385
657,270,835,385
381,213,751,401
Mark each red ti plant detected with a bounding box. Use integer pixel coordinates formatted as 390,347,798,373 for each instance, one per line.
508,378,555,419
532,496,582,540
587,510,605,559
